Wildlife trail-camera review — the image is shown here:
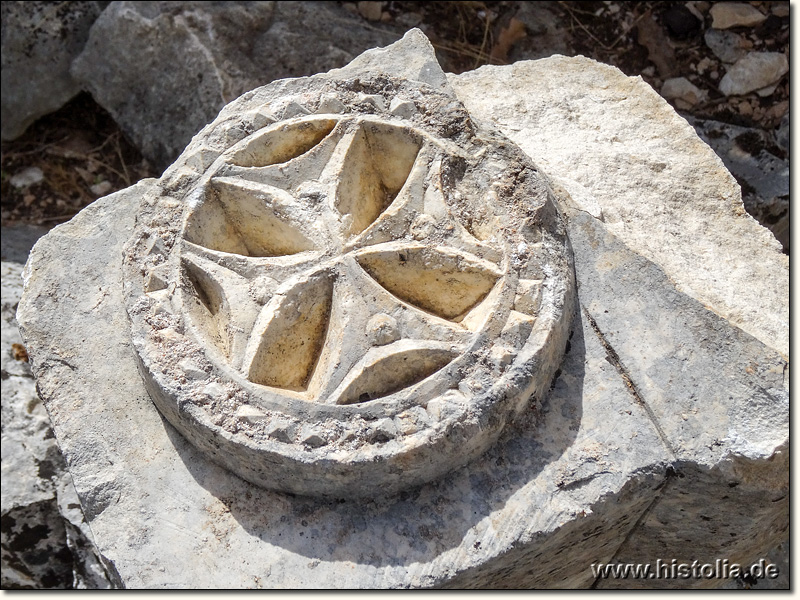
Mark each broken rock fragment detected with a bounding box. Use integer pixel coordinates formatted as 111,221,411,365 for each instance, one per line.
661,77,707,109
719,52,789,96
709,2,768,29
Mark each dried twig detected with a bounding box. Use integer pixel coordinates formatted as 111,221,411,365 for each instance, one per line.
114,133,131,186
430,40,493,64
559,1,649,52
474,10,492,69
1,136,71,159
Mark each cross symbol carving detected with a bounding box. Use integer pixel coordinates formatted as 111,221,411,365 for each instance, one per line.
179,116,506,406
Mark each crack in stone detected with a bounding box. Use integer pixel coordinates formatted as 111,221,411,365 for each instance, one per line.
582,305,677,460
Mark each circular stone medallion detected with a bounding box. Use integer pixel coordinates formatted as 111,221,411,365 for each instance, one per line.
123,75,575,498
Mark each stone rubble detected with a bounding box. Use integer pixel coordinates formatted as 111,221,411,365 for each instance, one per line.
0,1,103,141
16,31,788,589
709,2,768,29
704,28,750,64
719,52,789,97
70,1,402,170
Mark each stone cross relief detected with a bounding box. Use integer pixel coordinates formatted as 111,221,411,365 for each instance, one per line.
124,80,573,497
180,116,505,406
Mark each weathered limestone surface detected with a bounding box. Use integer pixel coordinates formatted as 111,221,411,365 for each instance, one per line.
449,58,788,359
0,1,103,140
17,32,788,588
450,57,788,589
1,259,71,589
1,227,112,589
17,187,670,588
71,1,402,170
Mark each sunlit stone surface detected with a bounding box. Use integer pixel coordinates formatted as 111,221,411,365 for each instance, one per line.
18,30,787,588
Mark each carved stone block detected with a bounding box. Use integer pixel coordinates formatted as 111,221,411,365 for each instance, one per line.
122,63,574,498
17,30,787,588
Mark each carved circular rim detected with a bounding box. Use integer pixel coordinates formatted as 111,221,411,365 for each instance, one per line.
123,80,575,498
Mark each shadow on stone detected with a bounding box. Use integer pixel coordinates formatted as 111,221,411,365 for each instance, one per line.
161,312,584,569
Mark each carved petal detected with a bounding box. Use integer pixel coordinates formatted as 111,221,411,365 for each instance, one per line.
334,122,421,237
355,243,501,320
335,341,456,405
228,118,336,167
184,177,316,257
181,249,271,367
243,271,333,391
181,256,232,359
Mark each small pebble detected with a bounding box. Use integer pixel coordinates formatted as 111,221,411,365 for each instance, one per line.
696,57,715,74
90,180,113,196
771,3,789,18
738,102,753,117
710,2,767,29
705,29,748,64
661,77,706,107
9,166,44,189
357,1,383,21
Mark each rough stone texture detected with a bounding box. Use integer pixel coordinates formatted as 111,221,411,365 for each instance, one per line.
563,210,787,589
449,57,788,360
704,28,749,64
0,1,103,141
17,33,788,588
719,52,789,97
709,2,768,29
15,184,672,589
689,117,789,253
450,57,788,590
121,48,574,499
71,1,403,171
1,227,113,589
2,229,71,588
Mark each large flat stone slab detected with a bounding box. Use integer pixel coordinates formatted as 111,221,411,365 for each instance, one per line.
449,57,788,360
18,185,672,588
